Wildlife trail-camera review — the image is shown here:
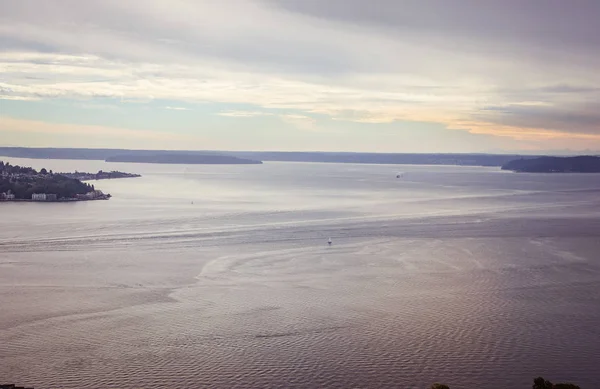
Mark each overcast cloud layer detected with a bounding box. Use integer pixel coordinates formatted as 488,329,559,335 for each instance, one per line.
1,0,599,151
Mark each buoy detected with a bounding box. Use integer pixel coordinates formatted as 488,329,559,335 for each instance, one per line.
328,238,332,245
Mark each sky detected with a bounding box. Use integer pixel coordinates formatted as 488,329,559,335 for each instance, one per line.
1,0,600,153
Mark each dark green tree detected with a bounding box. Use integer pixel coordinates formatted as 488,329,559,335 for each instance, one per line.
533,377,554,389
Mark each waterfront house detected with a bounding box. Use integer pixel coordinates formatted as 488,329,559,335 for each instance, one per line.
31,193,47,201
1,190,15,200
46,194,58,202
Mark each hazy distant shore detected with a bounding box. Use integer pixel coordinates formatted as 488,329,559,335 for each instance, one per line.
105,154,262,165
502,156,600,173
1,147,538,167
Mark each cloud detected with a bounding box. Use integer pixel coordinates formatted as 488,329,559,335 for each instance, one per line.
217,111,275,118
279,114,318,131
217,110,319,131
268,0,600,63
473,104,600,136
1,0,600,148
0,116,198,142
0,95,39,101
164,106,190,111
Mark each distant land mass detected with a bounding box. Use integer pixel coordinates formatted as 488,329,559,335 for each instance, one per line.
1,161,107,201
0,147,540,167
58,170,141,181
232,151,535,166
502,156,600,173
105,154,263,165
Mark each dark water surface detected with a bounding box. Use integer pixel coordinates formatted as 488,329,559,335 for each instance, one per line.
1,158,600,388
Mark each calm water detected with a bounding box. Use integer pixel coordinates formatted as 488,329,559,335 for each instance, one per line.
1,157,600,389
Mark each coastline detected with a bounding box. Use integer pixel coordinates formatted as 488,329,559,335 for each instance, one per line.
79,177,139,181
1,161,116,203
0,196,110,203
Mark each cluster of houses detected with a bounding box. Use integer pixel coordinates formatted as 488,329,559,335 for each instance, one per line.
76,190,108,200
0,191,16,200
0,169,46,181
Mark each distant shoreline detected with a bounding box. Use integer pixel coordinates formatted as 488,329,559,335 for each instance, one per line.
0,197,110,203
105,154,262,165
502,156,600,173
0,147,542,167
58,171,142,181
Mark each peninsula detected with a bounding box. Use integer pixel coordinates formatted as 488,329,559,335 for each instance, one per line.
58,170,141,181
0,161,110,201
105,154,262,165
502,156,600,173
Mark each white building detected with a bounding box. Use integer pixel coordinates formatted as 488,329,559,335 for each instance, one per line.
32,193,47,201
86,190,104,199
